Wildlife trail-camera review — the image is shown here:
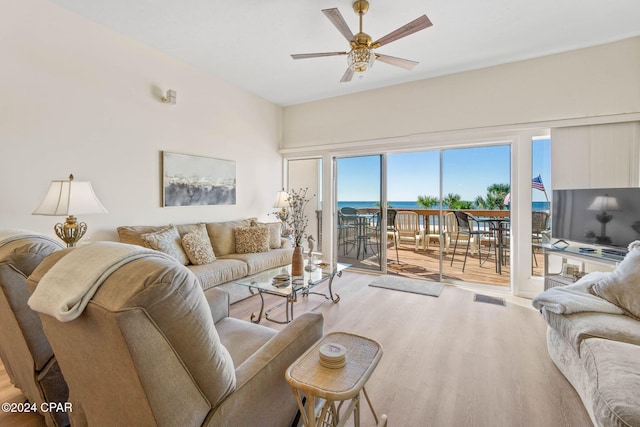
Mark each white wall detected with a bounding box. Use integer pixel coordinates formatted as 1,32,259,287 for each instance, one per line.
283,37,640,148
0,0,283,242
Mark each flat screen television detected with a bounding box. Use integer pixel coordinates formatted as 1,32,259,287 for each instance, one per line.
552,187,640,251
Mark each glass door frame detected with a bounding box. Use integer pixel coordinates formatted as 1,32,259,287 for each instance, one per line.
333,154,388,274
285,127,550,297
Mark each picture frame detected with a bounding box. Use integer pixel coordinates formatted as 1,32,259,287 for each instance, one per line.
561,263,580,278
162,151,236,207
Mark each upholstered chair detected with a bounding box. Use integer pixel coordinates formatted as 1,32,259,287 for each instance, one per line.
28,245,324,427
0,234,69,427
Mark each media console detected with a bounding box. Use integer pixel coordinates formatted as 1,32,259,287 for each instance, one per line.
535,243,625,290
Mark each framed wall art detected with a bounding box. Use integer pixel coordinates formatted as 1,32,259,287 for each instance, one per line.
162,151,236,207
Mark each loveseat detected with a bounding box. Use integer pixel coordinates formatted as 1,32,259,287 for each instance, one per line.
118,218,293,303
533,242,640,427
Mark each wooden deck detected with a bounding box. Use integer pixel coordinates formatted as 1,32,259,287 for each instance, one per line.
336,207,546,287
338,240,545,287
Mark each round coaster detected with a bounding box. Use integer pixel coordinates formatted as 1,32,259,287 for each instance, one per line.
319,343,347,360
319,358,346,369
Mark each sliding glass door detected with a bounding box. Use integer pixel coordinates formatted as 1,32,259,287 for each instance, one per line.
440,145,511,286
335,155,383,272
333,145,511,286
386,151,441,279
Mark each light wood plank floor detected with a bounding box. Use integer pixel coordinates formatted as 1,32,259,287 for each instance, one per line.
0,271,591,427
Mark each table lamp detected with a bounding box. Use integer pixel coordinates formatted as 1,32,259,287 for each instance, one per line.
587,194,620,245
273,190,290,222
32,174,108,247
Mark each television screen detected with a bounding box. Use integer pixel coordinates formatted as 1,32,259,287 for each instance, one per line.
552,187,640,250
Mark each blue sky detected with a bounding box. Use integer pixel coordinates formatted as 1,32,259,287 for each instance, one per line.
337,139,551,202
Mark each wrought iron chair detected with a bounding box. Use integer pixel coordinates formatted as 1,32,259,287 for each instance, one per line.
338,208,358,255
386,209,399,263
450,211,492,272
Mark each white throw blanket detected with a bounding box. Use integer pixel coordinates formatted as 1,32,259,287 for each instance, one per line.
28,241,176,322
0,229,63,248
532,272,624,316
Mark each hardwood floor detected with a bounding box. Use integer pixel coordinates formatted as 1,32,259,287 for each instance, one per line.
0,271,591,427
231,272,591,427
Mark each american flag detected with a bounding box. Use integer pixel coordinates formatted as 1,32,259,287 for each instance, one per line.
532,175,546,192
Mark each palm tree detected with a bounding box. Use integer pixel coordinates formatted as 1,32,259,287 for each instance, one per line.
476,183,510,210
443,193,461,209
417,195,438,209
457,200,475,209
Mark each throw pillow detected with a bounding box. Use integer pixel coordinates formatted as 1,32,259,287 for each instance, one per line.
591,240,640,319
141,225,190,265
182,230,216,265
250,220,282,249
205,218,256,256
234,226,270,254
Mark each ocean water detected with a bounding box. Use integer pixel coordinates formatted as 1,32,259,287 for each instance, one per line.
337,201,550,210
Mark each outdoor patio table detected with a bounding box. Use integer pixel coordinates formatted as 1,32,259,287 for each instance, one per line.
477,217,510,274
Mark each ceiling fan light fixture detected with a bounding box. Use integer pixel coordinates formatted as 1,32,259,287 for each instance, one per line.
348,46,375,73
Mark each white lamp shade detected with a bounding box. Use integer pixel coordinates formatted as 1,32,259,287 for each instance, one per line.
33,180,108,216
587,195,620,212
273,190,290,209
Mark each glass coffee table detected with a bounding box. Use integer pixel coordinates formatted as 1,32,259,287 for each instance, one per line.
236,261,350,324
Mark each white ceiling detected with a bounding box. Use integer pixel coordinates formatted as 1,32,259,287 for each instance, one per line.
49,0,640,106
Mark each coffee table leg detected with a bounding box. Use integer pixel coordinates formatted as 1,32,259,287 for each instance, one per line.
287,294,294,323
250,290,265,324
328,271,342,303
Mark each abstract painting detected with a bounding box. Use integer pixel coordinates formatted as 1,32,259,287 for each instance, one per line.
162,151,236,206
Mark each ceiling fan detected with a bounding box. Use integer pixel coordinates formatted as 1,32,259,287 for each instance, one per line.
291,0,432,82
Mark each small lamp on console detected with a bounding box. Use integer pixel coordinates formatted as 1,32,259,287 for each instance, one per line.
32,174,108,247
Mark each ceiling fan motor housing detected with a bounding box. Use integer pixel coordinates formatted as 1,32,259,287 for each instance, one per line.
353,0,369,15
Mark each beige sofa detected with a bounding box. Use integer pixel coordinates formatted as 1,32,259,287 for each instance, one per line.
117,218,293,303
533,243,640,427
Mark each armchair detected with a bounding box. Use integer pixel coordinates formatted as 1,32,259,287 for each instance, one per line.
27,246,323,427
0,233,68,427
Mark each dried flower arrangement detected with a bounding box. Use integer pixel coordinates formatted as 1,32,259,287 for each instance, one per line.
284,187,315,247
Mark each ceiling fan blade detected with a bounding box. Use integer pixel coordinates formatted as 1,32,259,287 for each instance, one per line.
371,15,432,49
375,53,419,70
322,8,355,43
291,52,347,60
340,67,354,83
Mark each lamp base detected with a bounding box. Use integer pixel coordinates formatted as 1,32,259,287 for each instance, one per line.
54,215,88,248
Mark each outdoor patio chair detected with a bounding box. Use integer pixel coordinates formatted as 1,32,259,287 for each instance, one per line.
395,211,425,251
443,212,477,255
450,211,492,272
386,209,399,263
532,210,550,266
338,209,357,255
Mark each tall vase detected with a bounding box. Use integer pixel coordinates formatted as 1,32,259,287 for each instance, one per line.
291,245,304,277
